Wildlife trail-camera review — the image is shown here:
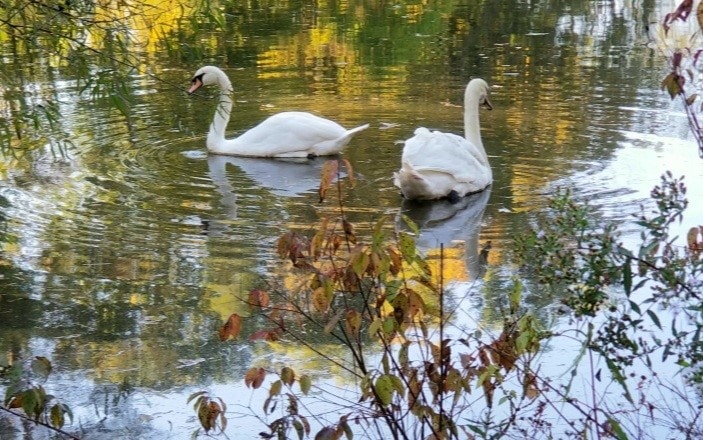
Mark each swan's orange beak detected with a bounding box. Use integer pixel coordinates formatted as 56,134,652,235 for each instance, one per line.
482,97,493,111
188,77,203,95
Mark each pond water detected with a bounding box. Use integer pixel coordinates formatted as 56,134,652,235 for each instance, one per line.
1,0,702,438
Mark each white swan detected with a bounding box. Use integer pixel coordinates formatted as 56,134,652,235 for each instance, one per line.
188,66,370,158
394,78,493,201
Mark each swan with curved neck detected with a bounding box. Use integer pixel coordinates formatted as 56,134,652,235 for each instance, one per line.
393,78,493,201
188,66,369,158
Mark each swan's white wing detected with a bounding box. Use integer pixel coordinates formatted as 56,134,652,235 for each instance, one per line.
232,112,348,157
402,128,487,183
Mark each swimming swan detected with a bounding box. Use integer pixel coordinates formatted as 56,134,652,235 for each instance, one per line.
394,78,493,201
188,66,370,158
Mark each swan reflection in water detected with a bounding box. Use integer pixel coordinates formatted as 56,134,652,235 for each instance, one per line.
397,188,492,281
207,154,328,219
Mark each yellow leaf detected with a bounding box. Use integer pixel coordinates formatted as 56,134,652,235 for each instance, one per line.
269,379,282,397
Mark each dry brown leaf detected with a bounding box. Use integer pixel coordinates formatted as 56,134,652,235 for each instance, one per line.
244,367,266,389
345,309,362,339
219,313,243,341
318,160,339,203
248,289,270,308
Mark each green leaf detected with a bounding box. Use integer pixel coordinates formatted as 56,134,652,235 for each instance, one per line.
646,310,662,330
340,419,353,440
398,233,416,263
399,341,410,370
299,375,312,395
622,258,632,296
50,403,65,428
368,318,382,337
400,214,419,235
374,375,394,406
389,375,405,397
606,416,629,440
281,367,295,386
293,419,304,440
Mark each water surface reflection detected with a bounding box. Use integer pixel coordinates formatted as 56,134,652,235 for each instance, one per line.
1,0,702,438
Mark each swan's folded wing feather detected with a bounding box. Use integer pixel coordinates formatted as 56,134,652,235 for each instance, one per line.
401,128,485,183
233,112,348,156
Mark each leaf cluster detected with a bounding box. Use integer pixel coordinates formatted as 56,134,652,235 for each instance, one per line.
1,356,74,436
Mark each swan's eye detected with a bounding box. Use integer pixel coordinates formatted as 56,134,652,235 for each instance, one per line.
191,73,204,84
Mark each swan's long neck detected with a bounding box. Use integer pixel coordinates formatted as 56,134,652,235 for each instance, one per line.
463,90,489,165
207,74,236,154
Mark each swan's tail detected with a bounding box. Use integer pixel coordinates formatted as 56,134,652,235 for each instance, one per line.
394,160,428,198
345,123,370,137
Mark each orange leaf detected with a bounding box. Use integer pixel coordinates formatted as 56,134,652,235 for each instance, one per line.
318,160,339,203
219,313,243,341
244,367,266,389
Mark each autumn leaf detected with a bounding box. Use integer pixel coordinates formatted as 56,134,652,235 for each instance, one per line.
219,313,243,341
661,72,683,98
319,160,339,203
198,400,223,432
248,289,270,308
244,367,266,389
315,426,337,440
407,289,426,320
342,219,355,243
249,329,280,341
324,309,345,334
269,379,282,397
687,226,703,252
312,286,331,313
342,158,355,187
524,371,540,400
345,309,362,339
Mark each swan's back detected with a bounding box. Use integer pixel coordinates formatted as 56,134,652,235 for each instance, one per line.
220,112,367,157
402,127,491,184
